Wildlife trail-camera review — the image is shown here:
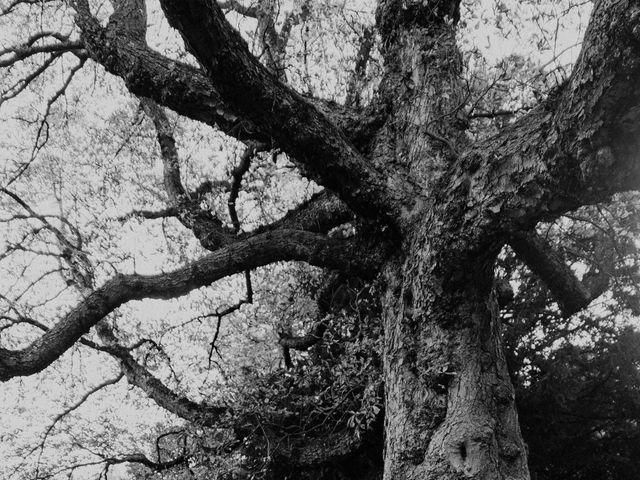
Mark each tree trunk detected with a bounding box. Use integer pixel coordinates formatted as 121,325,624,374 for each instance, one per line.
382,228,529,479
375,2,530,478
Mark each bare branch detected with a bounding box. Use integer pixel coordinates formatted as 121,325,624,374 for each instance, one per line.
207,269,253,365
0,188,83,254
129,102,352,252
255,190,353,234
228,143,259,232
50,450,187,477
0,230,385,380
218,0,258,18
345,27,374,109
140,97,242,250
139,98,187,203
0,52,61,105
140,96,352,254
252,0,311,80
110,343,228,427
29,372,124,475
0,0,58,16
278,1,311,50
156,0,405,222
2,56,86,189
509,230,610,317
118,206,178,221
0,37,83,67
100,452,186,472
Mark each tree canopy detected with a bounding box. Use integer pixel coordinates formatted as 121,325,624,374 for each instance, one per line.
1,1,639,479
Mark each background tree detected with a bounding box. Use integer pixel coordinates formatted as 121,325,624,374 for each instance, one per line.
1,1,639,479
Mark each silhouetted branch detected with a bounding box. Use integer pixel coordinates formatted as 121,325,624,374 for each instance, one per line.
0,229,385,381
509,230,610,317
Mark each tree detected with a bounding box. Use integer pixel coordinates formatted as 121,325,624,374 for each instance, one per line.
0,0,639,479
499,209,640,480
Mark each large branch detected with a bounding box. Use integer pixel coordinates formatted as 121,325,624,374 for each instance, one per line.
461,0,640,231
548,0,640,201
69,2,379,150
256,190,353,234
155,0,404,221
140,97,352,250
0,230,384,381
71,8,259,142
509,230,609,317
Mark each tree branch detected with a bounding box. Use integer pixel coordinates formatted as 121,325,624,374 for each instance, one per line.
463,0,640,231
113,453,187,471
140,97,240,250
112,344,228,427
29,372,124,471
0,36,83,68
70,1,262,142
279,320,327,351
0,0,57,16
156,0,404,222
118,206,178,221
256,190,354,234
228,142,259,232
278,272,345,367
140,96,353,247
218,0,258,18
0,230,385,381
207,270,253,366
509,230,609,317
69,0,377,150
96,452,187,473
139,98,186,203
345,27,374,109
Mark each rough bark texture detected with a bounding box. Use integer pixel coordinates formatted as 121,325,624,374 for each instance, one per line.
382,231,527,479
156,0,411,221
3,0,640,478
369,3,529,477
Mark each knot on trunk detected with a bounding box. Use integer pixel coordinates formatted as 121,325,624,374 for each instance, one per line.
446,426,494,476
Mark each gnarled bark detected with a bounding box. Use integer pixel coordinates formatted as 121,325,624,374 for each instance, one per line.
383,229,527,480
3,0,640,478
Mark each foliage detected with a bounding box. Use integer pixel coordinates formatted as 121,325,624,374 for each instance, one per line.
0,0,639,479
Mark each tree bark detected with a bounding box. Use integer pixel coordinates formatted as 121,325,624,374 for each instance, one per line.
382,229,528,480
3,0,640,477
374,2,528,478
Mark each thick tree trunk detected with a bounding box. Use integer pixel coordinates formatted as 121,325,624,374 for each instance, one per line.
374,2,529,478
3,0,640,477
382,229,529,479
